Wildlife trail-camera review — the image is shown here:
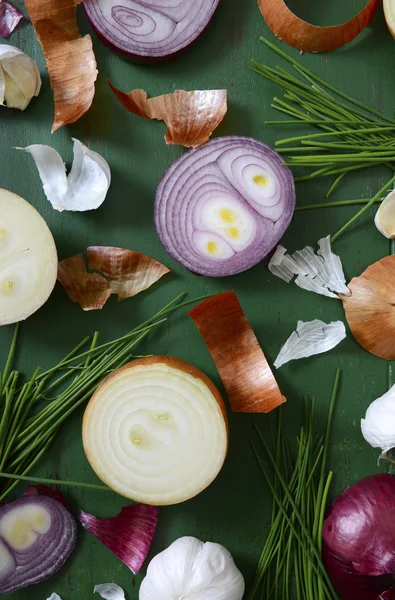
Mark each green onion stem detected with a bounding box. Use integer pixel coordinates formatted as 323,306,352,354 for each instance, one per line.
0,472,111,492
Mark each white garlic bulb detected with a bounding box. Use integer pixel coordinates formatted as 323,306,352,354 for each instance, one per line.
0,44,41,110
361,384,395,454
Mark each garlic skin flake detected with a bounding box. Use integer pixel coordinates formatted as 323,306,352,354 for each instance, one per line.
46,595,62,600
94,583,125,600
361,385,395,455
0,45,41,110
139,536,245,600
274,320,346,369
19,139,111,212
375,190,395,239
269,236,350,299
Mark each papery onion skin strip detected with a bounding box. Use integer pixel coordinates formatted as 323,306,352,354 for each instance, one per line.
0,495,76,595
24,0,97,132
323,474,395,600
108,83,227,148
84,0,221,63
79,504,158,574
257,0,380,53
57,254,112,311
155,136,295,277
341,255,395,360
82,356,228,505
188,291,286,413
0,2,24,38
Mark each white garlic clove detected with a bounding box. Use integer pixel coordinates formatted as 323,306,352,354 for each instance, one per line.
375,190,395,239
361,384,395,454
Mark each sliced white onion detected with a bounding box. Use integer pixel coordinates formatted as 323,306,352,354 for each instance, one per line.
0,189,57,326
83,356,228,505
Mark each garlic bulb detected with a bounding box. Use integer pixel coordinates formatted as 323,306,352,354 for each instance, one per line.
361,385,395,455
374,190,395,239
0,45,41,110
139,536,245,600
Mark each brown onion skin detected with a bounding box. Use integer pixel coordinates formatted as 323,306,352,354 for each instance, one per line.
83,1,221,65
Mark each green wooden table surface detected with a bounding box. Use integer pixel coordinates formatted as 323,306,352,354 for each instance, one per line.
1,0,393,598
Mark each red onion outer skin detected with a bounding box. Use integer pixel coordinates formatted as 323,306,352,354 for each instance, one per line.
154,136,295,277
0,496,77,595
83,0,220,64
0,1,23,38
323,474,395,600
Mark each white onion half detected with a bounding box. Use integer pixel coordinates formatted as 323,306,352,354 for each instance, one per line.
0,189,58,326
82,356,228,505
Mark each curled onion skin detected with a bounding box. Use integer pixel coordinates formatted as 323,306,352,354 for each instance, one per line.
0,496,76,595
323,474,395,600
84,0,221,63
155,136,295,277
83,356,228,505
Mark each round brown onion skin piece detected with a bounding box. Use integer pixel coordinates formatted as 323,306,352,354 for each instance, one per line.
258,0,380,53
83,0,221,65
342,256,395,360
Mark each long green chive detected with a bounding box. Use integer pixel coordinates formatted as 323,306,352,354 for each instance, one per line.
248,370,342,600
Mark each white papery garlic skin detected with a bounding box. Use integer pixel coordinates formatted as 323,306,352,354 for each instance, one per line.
361,384,395,454
0,189,57,326
375,190,395,239
139,536,245,600
0,45,41,110
94,583,125,600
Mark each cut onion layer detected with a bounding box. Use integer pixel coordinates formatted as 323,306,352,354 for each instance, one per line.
188,292,286,413
84,0,221,62
155,136,295,277
0,495,76,595
82,356,228,505
258,0,380,53
0,189,57,326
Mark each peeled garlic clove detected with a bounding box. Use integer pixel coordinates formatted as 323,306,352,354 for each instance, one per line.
361,385,395,455
374,190,395,239
0,189,57,326
0,45,41,110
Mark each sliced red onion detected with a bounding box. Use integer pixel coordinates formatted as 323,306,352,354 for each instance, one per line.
154,136,295,277
0,495,76,595
0,1,23,38
323,474,395,600
79,504,158,574
83,0,220,62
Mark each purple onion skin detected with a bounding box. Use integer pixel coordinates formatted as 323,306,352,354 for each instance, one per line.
0,2,24,38
0,495,77,595
83,0,221,65
323,474,395,600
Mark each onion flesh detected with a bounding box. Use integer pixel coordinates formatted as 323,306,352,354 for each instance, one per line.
155,136,295,277
82,356,228,505
84,0,220,62
0,495,76,595
0,189,57,326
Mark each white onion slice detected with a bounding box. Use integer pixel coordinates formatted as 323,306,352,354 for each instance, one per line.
83,356,228,505
0,189,57,326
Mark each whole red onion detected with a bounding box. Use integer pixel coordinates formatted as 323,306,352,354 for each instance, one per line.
323,474,395,600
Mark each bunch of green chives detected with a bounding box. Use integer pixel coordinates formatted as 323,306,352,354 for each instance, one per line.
252,37,395,197
0,293,207,501
247,370,341,600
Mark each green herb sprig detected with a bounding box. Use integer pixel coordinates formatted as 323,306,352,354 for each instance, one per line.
0,293,209,501
247,370,341,600
253,38,395,198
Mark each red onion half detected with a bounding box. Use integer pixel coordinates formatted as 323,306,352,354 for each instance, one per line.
154,136,295,277
83,0,220,62
323,474,395,600
0,495,76,595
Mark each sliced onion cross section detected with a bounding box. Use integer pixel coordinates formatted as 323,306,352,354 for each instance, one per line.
82,356,228,505
84,0,221,62
0,189,57,326
154,136,295,277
